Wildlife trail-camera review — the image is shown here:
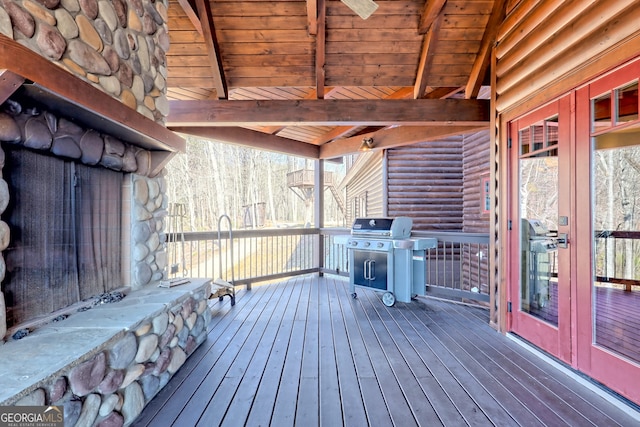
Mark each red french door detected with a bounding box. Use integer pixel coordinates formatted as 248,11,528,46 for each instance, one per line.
574,60,640,404
508,58,640,405
508,94,573,364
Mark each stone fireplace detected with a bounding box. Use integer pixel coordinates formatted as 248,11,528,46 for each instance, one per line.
0,0,211,425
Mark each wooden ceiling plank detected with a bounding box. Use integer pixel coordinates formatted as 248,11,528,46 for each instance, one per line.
319,124,486,159
194,0,227,98
465,0,507,99
170,126,320,158
0,69,25,105
176,0,203,35
167,98,490,126
418,0,447,34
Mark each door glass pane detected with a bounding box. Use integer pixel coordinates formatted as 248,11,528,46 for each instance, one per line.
519,117,560,325
592,126,640,364
593,92,612,132
616,81,638,124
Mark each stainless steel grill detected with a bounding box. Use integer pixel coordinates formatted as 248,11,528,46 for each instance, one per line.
345,217,437,306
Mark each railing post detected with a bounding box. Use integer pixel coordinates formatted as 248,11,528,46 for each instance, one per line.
315,159,324,274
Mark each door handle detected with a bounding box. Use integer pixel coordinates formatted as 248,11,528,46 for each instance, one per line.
369,260,376,280
557,233,569,249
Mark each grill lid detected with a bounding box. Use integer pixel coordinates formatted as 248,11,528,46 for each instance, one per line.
351,217,413,239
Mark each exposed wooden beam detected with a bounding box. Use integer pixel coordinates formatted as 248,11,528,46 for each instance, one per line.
194,0,227,98
176,0,203,35
0,69,25,105
465,0,507,98
170,126,320,158
414,16,442,99
315,0,326,99
167,98,490,126
319,124,487,159
418,0,447,34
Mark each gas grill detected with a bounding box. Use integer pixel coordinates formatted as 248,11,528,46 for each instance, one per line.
346,217,437,306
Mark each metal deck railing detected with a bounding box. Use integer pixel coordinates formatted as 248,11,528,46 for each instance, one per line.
166,228,491,303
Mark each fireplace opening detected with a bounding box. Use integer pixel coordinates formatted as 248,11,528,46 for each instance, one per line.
3,147,124,329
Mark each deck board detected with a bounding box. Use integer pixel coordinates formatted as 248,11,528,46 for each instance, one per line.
132,275,640,427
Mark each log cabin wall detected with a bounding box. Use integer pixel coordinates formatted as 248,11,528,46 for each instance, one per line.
344,151,384,224
463,130,491,234
387,137,464,232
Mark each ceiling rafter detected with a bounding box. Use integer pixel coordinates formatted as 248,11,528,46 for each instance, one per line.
176,0,202,35
194,0,227,98
307,0,318,36
414,16,443,99
418,0,447,35
167,98,490,127
465,0,507,98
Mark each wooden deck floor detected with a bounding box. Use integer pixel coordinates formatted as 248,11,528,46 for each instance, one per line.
132,275,640,427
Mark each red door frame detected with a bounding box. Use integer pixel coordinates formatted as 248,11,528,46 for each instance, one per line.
507,95,572,364
574,60,640,404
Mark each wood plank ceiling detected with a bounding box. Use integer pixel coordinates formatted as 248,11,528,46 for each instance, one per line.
165,0,505,158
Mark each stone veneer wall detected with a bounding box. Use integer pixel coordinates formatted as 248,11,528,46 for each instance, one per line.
0,0,170,124
2,282,212,427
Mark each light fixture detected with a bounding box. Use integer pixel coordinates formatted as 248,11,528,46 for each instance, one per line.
359,137,374,151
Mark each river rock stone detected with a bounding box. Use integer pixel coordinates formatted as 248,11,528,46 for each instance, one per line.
122,146,137,172
142,11,156,35
127,7,142,32
135,149,151,176
52,135,82,159
181,298,195,320
61,0,80,12
190,315,204,338
101,153,123,171
0,221,8,252
97,369,124,394
145,2,162,25
102,45,120,72
77,129,105,165
99,75,121,95
133,243,149,261
0,7,12,38
37,0,61,8
24,1,56,26
79,0,98,19
98,393,120,416
147,232,159,252
36,23,67,60
158,323,175,349
4,2,35,38
50,376,68,403
132,221,151,243
167,347,186,374
153,347,171,375
185,335,197,354
135,262,153,286
67,39,111,75
23,115,53,150
177,324,189,347
140,375,160,400
135,333,158,363
113,28,130,59
116,60,134,88
96,411,124,427
98,1,118,31
0,180,9,215
54,8,78,39
109,332,137,369
0,113,21,142
121,364,144,388
152,312,168,335
121,382,144,424
155,1,167,22
94,18,112,44
77,14,103,52
15,388,45,406
69,352,107,396
64,399,83,427
75,393,101,427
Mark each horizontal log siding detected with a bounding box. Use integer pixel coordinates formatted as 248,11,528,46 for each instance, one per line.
495,0,640,114
345,153,383,224
387,138,463,231
463,130,491,234
462,131,491,297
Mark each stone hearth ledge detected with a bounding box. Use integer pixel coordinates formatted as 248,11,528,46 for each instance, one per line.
0,278,211,405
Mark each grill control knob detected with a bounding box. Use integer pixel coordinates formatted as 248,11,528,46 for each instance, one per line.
377,242,384,248
364,241,370,247
351,241,358,246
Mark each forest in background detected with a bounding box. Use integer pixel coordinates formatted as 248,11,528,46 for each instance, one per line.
164,136,347,232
